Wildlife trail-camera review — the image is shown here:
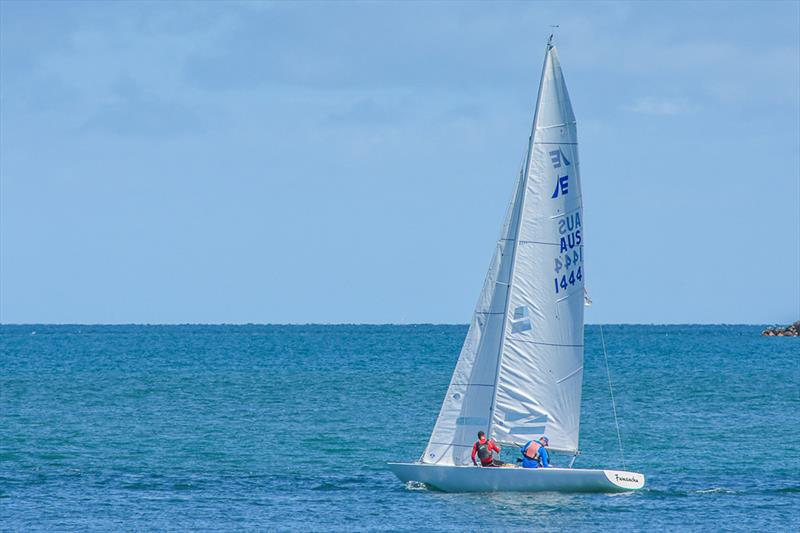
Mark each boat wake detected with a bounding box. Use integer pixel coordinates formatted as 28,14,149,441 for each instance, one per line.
404,481,429,491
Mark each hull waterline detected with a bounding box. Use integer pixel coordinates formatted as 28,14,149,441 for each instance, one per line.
388,462,645,493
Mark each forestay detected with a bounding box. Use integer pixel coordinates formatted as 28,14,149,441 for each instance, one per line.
421,44,584,465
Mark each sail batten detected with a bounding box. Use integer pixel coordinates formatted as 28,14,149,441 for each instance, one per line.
421,42,584,465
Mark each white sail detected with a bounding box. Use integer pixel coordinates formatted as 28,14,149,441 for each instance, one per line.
490,44,584,453
421,42,584,465
420,165,524,465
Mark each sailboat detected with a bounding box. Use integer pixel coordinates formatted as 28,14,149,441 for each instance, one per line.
388,38,645,493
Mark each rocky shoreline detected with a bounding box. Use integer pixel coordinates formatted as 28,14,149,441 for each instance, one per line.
762,321,800,337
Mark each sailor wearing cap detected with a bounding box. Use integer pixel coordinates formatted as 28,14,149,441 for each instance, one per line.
520,436,551,468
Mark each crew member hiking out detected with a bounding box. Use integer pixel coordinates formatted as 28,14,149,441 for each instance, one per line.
472,431,505,467
520,436,550,468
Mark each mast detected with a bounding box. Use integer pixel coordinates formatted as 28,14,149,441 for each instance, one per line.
486,38,555,440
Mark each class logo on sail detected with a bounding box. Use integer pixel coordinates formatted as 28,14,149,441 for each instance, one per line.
549,148,571,168
549,148,571,199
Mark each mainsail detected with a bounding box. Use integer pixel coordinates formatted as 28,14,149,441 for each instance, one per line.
422,42,584,465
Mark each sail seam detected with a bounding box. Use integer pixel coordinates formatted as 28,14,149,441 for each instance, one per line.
512,339,584,348
519,240,559,246
499,238,560,246
536,123,576,131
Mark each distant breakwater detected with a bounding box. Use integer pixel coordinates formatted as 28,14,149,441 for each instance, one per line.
762,321,800,337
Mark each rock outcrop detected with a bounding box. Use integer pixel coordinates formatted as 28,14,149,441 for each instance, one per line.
762,321,800,337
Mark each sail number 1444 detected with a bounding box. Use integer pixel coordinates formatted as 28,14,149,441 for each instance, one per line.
554,246,583,294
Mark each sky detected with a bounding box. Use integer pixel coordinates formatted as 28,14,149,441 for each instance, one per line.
1,1,798,324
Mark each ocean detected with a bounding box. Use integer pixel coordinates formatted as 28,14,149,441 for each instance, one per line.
1,324,798,531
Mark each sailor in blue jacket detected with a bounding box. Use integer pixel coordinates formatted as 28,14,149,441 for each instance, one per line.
521,436,550,468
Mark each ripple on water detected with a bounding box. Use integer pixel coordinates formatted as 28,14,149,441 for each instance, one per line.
1,324,798,531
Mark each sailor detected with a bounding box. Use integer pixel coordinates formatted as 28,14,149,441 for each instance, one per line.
471,431,504,467
521,436,550,468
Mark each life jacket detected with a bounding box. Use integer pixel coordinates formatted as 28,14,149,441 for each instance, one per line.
523,440,541,459
476,440,492,462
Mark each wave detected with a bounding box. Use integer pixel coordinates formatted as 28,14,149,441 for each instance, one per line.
642,485,799,497
404,481,429,491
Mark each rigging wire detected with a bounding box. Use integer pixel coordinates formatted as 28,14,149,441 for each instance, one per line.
599,324,626,469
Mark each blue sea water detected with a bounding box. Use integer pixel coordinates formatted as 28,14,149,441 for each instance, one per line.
1,324,798,532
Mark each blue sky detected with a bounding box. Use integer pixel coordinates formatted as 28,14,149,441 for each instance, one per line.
1,1,798,324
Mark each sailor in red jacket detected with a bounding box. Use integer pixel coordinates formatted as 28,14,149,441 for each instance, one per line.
471,431,505,467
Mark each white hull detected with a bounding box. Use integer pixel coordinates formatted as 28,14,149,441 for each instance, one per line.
388,462,644,493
